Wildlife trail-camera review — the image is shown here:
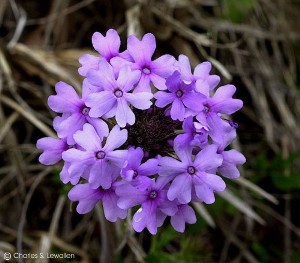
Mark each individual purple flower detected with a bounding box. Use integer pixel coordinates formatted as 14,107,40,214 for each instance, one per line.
196,84,243,125
48,80,109,144
170,204,196,233
111,33,176,92
60,161,90,185
218,150,246,179
86,59,153,127
68,182,127,222
36,137,69,165
154,71,205,121
176,55,220,96
174,116,209,149
159,144,225,204
121,147,159,191
62,123,128,189
78,29,131,76
116,178,177,234
209,120,246,179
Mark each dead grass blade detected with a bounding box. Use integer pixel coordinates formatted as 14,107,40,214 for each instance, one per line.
235,177,278,204
152,7,211,47
0,95,56,137
218,189,265,225
0,112,19,143
192,202,216,228
10,43,81,92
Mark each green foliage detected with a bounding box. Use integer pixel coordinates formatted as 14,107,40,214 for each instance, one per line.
146,225,212,263
291,251,300,263
252,152,300,191
252,242,270,262
223,0,256,23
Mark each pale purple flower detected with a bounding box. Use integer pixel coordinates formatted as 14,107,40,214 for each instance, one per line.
170,204,196,233
154,71,205,121
174,116,209,149
116,178,177,234
68,182,127,222
159,144,225,204
86,59,153,127
196,84,243,125
121,147,159,191
111,33,176,92
78,29,131,76
48,80,109,144
36,137,69,165
62,124,128,189
218,150,246,179
176,55,220,96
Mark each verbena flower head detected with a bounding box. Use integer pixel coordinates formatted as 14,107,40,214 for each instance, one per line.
37,29,246,234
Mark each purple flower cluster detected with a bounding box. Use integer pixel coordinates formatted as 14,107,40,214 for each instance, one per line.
37,29,246,234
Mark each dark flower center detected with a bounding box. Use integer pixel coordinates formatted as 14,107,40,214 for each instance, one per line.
133,170,138,179
142,67,151,75
187,166,196,175
114,89,123,98
149,190,158,199
203,105,210,113
176,90,184,98
96,151,106,159
81,106,90,115
126,108,181,158
227,120,238,129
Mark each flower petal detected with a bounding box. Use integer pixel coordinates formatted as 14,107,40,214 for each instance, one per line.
151,54,176,78
154,91,174,108
194,183,215,204
115,98,135,127
133,74,151,93
36,137,67,165
117,66,141,92
138,158,159,176
73,123,102,151
102,191,127,222
92,29,120,60
86,91,116,117
89,161,113,189
55,113,86,143
125,92,153,110
104,125,128,151
106,150,128,168
158,156,186,176
78,54,100,77
167,174,192,203
194,145,223,171
127,33,156,63
176,55,193,82
48,82,81,113
86,59,116,90
170,99,185,121
182,92,205,112
150,74,167,90
195,172,226,192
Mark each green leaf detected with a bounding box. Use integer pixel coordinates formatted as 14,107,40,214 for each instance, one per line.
224,0,256,23
271,174,300,191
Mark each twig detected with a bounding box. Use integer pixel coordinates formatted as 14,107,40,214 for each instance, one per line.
26,0,96,26
152,7,211,47
7,0,27,49
0,95,56,137
17,167,51,263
